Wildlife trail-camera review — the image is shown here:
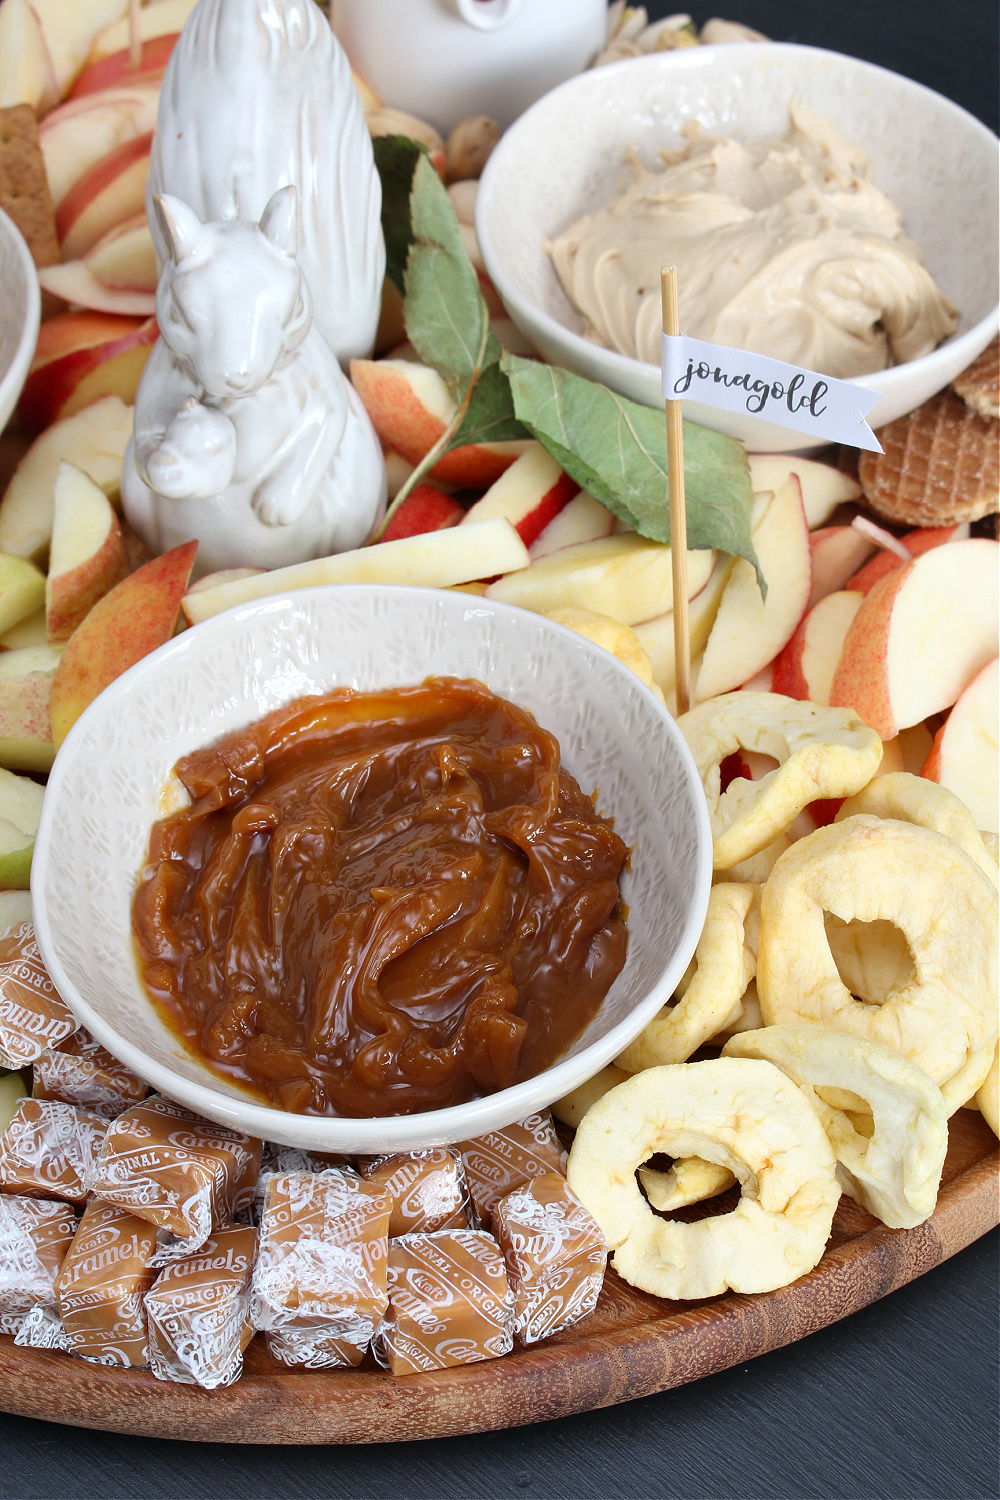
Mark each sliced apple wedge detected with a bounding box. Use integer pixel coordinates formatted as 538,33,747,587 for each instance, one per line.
382,485,463,543
830,539,1000,738
17,312,156,435
37,261,156,318
0,643,64,772
39,83,159,209
808,526,877,607
922,657,999,834
30,0,129,99
845,524,965,595
70,33,177,99
90,0,197,59
56,130,152,260
0,0,58,114
50,540,198,748
529,492,614,560
771,590,863,706
0,555,45,639
747,454,861,528
486,535,715,627
0,765,45,890
695,477,812,702
46,462,130,644
633,557,734,698
1,608,46,650
85,215,157,293
461,445,578,548
181,520,530,626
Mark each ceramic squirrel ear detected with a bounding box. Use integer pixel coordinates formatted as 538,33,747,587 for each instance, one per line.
154,194,203,262
259,185,299,257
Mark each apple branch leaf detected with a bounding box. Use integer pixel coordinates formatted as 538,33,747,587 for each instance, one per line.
444,359,530,450
372,135,424,295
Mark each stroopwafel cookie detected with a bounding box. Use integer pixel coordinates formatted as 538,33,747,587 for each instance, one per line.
858,389,998,527
952,336,999,420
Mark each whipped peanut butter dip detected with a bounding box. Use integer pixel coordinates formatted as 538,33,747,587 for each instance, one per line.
546,105,958,379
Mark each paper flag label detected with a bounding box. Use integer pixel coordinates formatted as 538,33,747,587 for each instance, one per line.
661,334,883,452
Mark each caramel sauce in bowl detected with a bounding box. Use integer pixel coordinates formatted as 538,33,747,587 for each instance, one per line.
32,586,712,1154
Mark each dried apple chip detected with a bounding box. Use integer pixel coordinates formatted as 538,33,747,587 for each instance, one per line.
837,771,999,889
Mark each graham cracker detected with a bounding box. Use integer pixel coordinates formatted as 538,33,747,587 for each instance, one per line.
858,389,999,527
0,105,59,270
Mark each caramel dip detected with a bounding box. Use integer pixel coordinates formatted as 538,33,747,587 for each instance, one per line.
546,104,958,378
132,679,628,1117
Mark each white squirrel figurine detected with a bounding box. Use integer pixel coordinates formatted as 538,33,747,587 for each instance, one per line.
120,187,386,576
147,0,384,367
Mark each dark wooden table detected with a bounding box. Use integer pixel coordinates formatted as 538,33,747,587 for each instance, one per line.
1,3,997,1496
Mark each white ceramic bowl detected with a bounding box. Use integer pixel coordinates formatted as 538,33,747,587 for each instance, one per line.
477,44,1000,452
32,585,712,1154
0,207,40,434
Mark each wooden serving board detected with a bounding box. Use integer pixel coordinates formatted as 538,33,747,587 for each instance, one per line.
1,1110,996,1445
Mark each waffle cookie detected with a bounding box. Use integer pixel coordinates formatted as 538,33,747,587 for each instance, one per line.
858,390,999,527
952,337,999,420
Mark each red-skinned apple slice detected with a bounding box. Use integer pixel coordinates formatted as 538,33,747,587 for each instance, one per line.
845,524,966,595
17,312,157,435
56,131,152,260
37,260,155,317
85,215,157,292
39,83,159,209
530,492,615,560
46,462,130,644
830,539,1000,738
381,485,464,543
30,0,132,99
50,539,198,748
747,454,861,528
695,477,812,702
0,644,64,772
69,33,178,98
807,526,877,607
461,445,578,548
771,589,863,706
350,358,530,487
922,657,999,833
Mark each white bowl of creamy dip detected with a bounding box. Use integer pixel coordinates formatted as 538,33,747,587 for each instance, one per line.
0,206,40,435
476,44,999,451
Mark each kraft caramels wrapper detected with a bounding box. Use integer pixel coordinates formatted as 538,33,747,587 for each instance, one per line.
0,1098,108,1206
0,924,77,1069
54,1198,159,1367
145,1224,257,1389
33,1029,148,1119
459,1112,568,1227
358,1148,470,1237
493,1172,606,1345
0,1194,78,1335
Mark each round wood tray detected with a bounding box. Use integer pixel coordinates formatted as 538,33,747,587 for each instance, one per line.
1,1109,996,1444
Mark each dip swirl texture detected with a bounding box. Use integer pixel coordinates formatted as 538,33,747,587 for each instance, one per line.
545,104,958,378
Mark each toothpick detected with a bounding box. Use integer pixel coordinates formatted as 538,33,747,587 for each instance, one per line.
661,266,690,716
129,0,142,69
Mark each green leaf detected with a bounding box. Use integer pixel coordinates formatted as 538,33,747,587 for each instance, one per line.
372,135,424,295
501,354,762,590
403,154,498,400
445,359,530,451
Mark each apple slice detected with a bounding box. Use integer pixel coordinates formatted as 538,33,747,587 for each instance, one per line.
461,446,578,548
1,608,46,650
37,261,156,318
17,312,156,435
922,658,999,833
808,526,877,607
350,358,530,488
70,33,178,98
830,539,1000,738
39,83,159,209
0,643,64,772
46,462,129,644
50,540,198,748
381,485,463,543
845,525,966,596
747,454,861,529
0,766,45,889
695,477,812,702
771,590,864,706
632,556,735,697
181,519,530,627
90,0,197,60
0,888,32,934
530,492,615,561
56,130,152,260
0,395,132,563
0,0,58,114
486,534,715,626
30,0,129,99
0,555,45,639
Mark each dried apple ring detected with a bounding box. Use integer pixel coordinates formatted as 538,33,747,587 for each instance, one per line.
723,1026,948,1228
551,1064,629,1129
614,883,756,1071
757,817,999,1091
638,1157,736,1212
566,1059,840,1299
939,1042,996,1116
837,772,999,889
678,693,882,869
974,1043,998,1138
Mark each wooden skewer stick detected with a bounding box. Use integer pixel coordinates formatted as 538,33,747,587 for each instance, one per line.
661,265,691,716
129,0,142,69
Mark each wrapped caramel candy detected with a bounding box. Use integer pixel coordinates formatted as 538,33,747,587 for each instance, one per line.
0,924,77,1069
493,1172,606,1345
459,1112,568,1227
0,1194,78,1335
250,1142,348,1224
55,1198,158,1367
84,1095,262,1262
33,1029,148,1119
251,1169,390,1369
0,1098,108,1206
358,1148,470,1237
144,1224,257,1389
374,1228,514,1377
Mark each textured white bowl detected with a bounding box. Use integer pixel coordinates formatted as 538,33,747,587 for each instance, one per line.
477,44,1000,452
0,207,40,435
32,585,712,1154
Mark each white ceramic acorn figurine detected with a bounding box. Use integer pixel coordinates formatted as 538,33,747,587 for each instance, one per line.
147,0,384,368
120,187,386,576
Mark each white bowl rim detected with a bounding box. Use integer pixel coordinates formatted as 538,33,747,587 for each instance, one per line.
0,205,41,411
32,582,713,1150
477,41,1000,406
